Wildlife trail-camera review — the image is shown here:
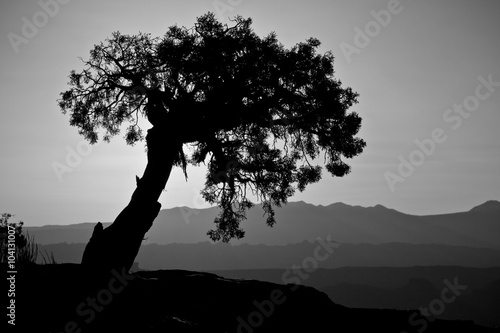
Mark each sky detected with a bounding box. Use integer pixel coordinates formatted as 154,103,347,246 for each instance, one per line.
0,0,499,227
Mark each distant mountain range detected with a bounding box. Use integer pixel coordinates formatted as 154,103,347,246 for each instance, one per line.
27,200,500,248
39,241,500,270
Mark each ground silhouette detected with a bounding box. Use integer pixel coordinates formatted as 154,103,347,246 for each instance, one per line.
11,263,500,332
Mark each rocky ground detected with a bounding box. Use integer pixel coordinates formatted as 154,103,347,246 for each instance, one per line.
6,263,500,332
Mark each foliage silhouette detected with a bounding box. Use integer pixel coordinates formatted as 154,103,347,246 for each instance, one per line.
0,213,56,264
59,12,365,251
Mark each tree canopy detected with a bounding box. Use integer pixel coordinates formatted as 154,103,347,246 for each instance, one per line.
58,13,365,242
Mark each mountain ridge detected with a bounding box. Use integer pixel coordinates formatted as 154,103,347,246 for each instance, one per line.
469,200,500,213
26,200,500,228
25,200,500,249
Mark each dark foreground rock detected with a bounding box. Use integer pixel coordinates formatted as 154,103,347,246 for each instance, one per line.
7,263,500,332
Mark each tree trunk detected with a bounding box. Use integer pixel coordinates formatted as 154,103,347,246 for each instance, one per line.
81,126,181,274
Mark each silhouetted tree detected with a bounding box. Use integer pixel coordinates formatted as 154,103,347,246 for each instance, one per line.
58,13,365,273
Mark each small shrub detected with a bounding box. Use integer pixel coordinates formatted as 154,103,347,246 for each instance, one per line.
0,213,56,265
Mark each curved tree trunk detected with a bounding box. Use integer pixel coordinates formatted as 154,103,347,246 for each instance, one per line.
81,126,181,274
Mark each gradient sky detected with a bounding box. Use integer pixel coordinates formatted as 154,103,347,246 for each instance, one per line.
1,0,499,227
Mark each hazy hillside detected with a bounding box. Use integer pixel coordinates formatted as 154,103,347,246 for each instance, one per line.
26,200,500,248
211,266,500,291
213,267,500,328
39,242,500,270
321,277,500,328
